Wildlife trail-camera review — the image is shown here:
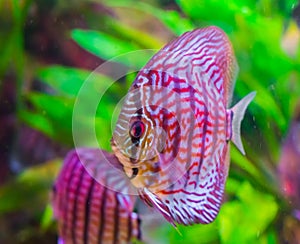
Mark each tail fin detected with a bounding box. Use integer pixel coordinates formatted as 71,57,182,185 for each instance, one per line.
231,91,256,155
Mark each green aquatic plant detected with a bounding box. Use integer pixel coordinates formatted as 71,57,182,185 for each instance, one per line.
1,0,300,243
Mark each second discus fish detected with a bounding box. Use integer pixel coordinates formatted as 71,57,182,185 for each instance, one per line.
52,148,141,243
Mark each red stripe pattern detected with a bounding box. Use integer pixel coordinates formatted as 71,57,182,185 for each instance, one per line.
112,26,238,225
52,148,141,243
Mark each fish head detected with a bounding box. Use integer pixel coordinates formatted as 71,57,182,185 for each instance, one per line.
111,82,187,193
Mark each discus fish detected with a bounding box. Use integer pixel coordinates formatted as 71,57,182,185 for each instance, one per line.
111,26,255,225
51,148,141,244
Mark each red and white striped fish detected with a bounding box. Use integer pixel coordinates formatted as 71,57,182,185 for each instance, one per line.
111,26,256,225
51,148,141,244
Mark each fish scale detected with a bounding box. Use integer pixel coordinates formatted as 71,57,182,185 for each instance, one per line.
112,26,256,225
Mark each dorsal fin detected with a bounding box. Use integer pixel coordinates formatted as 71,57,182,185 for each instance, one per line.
212,27,239,106
225,54,239,106
142,26,238,105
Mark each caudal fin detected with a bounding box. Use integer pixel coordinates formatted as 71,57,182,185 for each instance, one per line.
231,91,256,155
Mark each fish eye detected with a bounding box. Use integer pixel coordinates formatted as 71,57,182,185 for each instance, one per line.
130,167,139,179
130,120,145,139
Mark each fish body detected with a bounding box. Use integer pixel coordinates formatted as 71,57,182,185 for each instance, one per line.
111,26,255,225
52,148,141,244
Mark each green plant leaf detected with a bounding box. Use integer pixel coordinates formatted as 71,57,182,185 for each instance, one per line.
176,0,254,30
21,93,74,145
71,29,152,67
36,65,119,97
40,204,55,231
102,0,195,35
218,180,278,243
0,159,61,215
170,222,220,243
102,16,163,49
19,110,55,139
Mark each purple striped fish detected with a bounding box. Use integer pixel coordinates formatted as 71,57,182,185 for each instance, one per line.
111,26,255,225
51,148,141,244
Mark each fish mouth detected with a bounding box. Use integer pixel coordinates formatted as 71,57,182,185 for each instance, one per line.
124,166,139,179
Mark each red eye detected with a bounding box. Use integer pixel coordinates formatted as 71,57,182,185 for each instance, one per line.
130,121,145,138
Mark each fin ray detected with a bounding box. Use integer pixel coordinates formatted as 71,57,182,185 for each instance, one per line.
231,91,256,155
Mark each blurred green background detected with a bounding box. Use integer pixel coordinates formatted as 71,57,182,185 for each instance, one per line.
1,0,300,243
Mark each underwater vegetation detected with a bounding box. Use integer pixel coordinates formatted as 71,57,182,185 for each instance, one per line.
1,0,300,243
